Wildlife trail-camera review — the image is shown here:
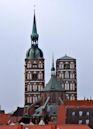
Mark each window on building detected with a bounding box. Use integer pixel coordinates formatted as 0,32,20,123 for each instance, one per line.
70,94,75,100
38,62,43,68
72,112,75,116
78,120,82,124
27,85,32,91
86,112,90,116
27,72,32,80
38,72,43,80
32,73,37,80
72,73,75,79
65,81,69,90
59,62,64,69
64,63,70,69
27,96,32,103
33,64,37,68
65,71,69,78
27,63,31,68
70,83,75,91
59,72,64,79
70,72,73,79
33,95,37,103
38,85,41,91
86,119,89,124
62,83,64,89
33,83,37,91
79,111,83,116
66,94,69,100
70,62,74,69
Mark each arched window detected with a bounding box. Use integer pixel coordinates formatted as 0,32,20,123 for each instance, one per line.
38,72,43,80
70,62,74,69
59,72,64,79
27,72,32,80
65,71,69,78
70,94,75,100
38,85,41,91
33,95,37,103
33,83,37,91
27,63,31,68
66,94,69,100
65,81,69,90
38,62,43,68
70,83,75,91
62,83,64,89
59,62,64,69
27,96,32,103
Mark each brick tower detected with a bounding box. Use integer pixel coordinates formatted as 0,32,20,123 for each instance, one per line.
24,12,45,106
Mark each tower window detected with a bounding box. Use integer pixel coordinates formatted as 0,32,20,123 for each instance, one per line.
27,63,31,68
27,72,32,80
33,95,37,103
62,83,64,89
33,64,37,68
70,94,75,100
66,94,69,100
38,72,43,80
27,84,32,91
33,83,37,91
38,62,43,68
27,96,32,103
65,71,69,78
70,62,74,69
59,72,64,79
59,62,64,69
78,120,82,124
64,63,70,69
32,73,37,80
65,81,69,90
70,83,75,91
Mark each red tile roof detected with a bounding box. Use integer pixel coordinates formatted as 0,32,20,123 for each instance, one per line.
57,125,90,129
0,125,55,129
0,125,21,129
0,124,90,129
64,100,93,106
0,114,10,125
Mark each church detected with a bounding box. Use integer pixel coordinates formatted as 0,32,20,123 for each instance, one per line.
22,11,77,124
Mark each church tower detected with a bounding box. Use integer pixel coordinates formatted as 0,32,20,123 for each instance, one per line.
56,55,77,100
24,12,45,106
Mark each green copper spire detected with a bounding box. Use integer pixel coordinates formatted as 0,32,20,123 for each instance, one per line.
31,12,39,42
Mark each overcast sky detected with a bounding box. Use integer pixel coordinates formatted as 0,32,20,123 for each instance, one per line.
0,0,93,112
